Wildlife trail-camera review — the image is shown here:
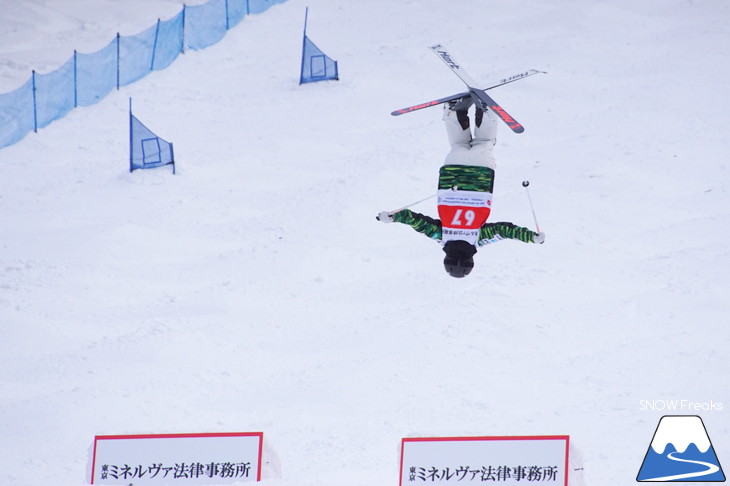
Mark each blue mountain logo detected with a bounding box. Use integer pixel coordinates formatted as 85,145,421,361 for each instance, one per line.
637,415,725,482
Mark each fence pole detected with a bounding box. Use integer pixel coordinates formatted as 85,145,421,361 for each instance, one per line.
181,5,187,54
225,0,230,30
151,19,161,70
129,98,133,173
116,33,120,90
31,70,38,133
73,50,78,108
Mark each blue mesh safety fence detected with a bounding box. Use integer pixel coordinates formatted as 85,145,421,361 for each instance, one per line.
0,0,287,150
119,25,157,87
184,0,228,50
227,0,248,28
34,58,75,130
76,39,118,107
247,0,288,15
0,79,35,147
153,13,185,71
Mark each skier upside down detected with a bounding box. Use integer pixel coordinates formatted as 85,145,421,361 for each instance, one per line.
377,103,545,278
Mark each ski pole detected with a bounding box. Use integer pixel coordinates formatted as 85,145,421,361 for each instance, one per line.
387,192,437,215
387,186,457,215
522,180,541,232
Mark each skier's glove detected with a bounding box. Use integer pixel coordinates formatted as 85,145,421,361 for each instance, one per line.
376,211,394,223
533,231,546,244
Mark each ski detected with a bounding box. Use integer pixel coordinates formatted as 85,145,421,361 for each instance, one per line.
482,69,546,90
391,69,544,117
429,43,526,134
391,91,470,116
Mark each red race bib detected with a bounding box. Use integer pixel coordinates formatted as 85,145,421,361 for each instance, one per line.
438,189,492,245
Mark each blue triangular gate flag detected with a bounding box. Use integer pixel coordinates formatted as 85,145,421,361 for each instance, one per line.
129,98,175,174
299,8,338,84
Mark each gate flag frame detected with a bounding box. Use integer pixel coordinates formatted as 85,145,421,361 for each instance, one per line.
299,7,339,84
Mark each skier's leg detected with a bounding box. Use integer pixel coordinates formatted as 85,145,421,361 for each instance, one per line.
473,107,498,145
443,105,472,165
443,104,472,146
468,107,498,169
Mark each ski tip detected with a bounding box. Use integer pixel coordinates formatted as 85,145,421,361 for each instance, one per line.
391,99,445,116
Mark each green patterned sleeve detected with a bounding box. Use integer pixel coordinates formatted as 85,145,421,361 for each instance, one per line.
392,209,442,241
477,222,537,246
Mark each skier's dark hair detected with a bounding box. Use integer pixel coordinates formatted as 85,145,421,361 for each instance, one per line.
442,240,477,278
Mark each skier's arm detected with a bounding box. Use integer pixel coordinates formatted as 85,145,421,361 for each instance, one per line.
477,222,543,245
391,209,443,241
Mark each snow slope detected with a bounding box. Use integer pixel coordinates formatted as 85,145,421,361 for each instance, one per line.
1,0,729,485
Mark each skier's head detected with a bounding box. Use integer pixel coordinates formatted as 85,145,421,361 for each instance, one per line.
442,240,477,278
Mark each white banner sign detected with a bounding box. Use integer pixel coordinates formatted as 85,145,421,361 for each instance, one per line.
400,436,569,486
91,432,263,485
